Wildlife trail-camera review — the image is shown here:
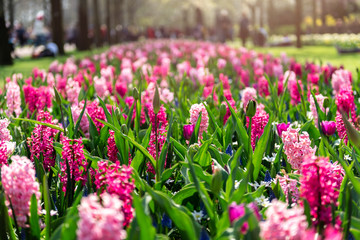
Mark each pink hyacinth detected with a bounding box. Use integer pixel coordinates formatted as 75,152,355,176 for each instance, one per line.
0,118,12,142
241,87,257,108
60,136,88,192
71,102,90,137
94,161,135,227
94,76,110,98
260,200,308,240
300,156,344,226
1,155,41,227
65,77,81,104
189,103,209,138
331,69,352,95
335,112,356,145
0,142,8,165
5,80,22,117
288,79,303,105
336,87,356,119
281,127,315,170
276,174,299,204
77,193,127,240
309,94,327,126
217,58,227,69
246,104,269,150
23,84,53,113
146,104,168,174
28,111,58,171
87,101,106,132
257,76,270,97
107,130,119,163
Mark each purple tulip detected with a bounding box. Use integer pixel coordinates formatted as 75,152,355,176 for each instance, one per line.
228,202,246,224
277,123,290,137
183,124,195,140
321,121,336,136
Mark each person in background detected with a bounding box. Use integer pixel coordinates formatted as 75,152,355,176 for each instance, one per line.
32,11,46,53
16,22,27,47
239,12,250,47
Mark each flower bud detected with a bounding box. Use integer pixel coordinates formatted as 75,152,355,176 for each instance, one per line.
120,124,128,135
132,87,139,100
153,85,160,114
246,100,257,117
321,121,336,136
183,124,195,140
220,103,227,118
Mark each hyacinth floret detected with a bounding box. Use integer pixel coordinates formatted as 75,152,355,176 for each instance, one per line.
94,161,135,227
281,127,315,170
77,193,127,240
1,155,41,227
60,136,88,192
28,110,58,170
300,156,344,226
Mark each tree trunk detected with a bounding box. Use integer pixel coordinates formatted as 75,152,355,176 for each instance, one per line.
50,0,65,55
77,0,90,51
321,0,326,26
0,0,12,65
295,0,302,48
8,0,14,29
259,0,264,28
92,0,102,47
117,0,124,43
106,0,111,45
268,0,274,34
312,0,317,32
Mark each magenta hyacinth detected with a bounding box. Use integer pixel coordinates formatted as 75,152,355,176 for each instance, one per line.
260,200,308,240
86,101,106,132
59,136,88,192
28,111,58,171
321,121,336,136
94,161,135,227
0,142,8,165
77,193,127,240
335,87,356,119
246,104,269,150
107,130,118,162
1,155,41,227
300,156,344,226
281,127,315,170
276,123,290,138
228,202,260,234
183,124,195,140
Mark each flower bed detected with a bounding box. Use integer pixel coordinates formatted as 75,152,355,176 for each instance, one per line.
0,40,359,239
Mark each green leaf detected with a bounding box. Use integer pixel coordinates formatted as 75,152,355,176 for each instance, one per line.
253,116,273,180
30,194,41,239
145,186,200,239
13,118,64,132
0,192,17,240
43,175,51,239
172,184,197,204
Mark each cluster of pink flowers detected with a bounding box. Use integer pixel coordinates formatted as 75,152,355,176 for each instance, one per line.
241,87,257,108
60,136,88,192
260,200,308,240
189,103,209,138
335,87,356,119
107,130,118,162
281,127,315,169
228,202,260,234
1,155,41,227
0,118,12,142
331,69,352,95
94,161,135,227
77,193,127,240
147,105,168,174
23,78,53,113
28,111,58,170
5,78,22,117
300,156,344,226
86,101,106,132
276,174,299,204
246,104,269,150
71,101,90,137
0,118,14,165
335,111,357,145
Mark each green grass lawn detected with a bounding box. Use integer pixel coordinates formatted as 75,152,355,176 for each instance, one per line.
230,42,359,75
0,47,108,86
1,44,359,87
